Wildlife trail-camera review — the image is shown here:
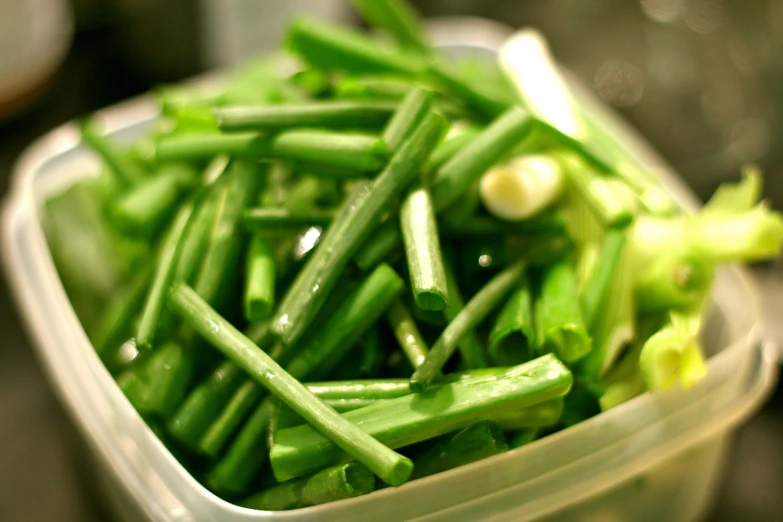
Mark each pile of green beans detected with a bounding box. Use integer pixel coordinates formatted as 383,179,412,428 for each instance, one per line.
43,0,783,513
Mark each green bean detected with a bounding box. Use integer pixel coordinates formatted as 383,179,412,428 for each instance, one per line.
401,187,449,311
241,462,375,511
113,164,196,237
432,107,533,211
580,229,626,330
442,258,490,370
305,379,412,402
215,101,397,132
169,283,414,486
270,354,572,481
427,63,510,120
172,159,228,284
243,235,276,323
81,122,148,186
335,76,418,101
358,328,384,378
425,129,479,173
488,277,534,366
271,111,447,347
156,132,267,162
286,17,427,76
411,260,526,391
283,263,405,382
270,130,389,172
558,153,635,228
354,221,403,272
407,422,508,480
207,396,277,495
199,378,265,458
116,342,192,416
385,299,431,369
382,86,432,152
350,0,430,55
136,205,193,350
243,208,335,231
192,159,262,310
167,361,246,449
534,260,591,362
90,266,152,368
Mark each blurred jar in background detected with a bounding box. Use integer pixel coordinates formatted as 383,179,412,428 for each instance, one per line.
0,0,72,119
415,0,783,207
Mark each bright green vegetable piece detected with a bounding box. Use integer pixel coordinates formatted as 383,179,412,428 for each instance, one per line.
136,204,193,350
90,266,151,370
156,132,267,161
401,186,449,311
488,277,534,366
169,283,413,486
243,208,335,232
579,229,626,330
81,121,148,186
350,0,430,55
557,153,635,228
381,86,432,152
270,130,389,172
407,421,508,480
214,101,397,132
441,257,489,370
167,361,246,449
208,396,278,495
639,310,707,392
271,111,447,347
534,260,591,363
241,462,375,511
199,378,264,458
411,260,526,392
386,299,431,369
285,17,427,76
113,164,196,238
702,164,762,216
270,354,572,482
428,62,510,120
283,263,405,382
244,235,276,322
432,107,533,212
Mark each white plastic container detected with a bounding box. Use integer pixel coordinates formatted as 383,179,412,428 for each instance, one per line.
2,27,779,522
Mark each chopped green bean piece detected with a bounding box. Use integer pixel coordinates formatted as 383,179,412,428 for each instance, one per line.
286,17,427,76
215,101,396,132
408,422,508,480
244,235,276,322
271,354,572,481
241,462,375,511
169,283,413,486
271,112,447,347
535,260,591,363
411,260,526,391
386,299,431,369
401,187,449,311
488,277,534,366
350,0,430,55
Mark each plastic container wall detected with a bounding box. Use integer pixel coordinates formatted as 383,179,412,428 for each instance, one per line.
2,40,779,522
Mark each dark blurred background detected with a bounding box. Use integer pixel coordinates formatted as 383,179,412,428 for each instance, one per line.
1,1,782,520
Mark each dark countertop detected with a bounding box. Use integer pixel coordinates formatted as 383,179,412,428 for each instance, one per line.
1,18,782,522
